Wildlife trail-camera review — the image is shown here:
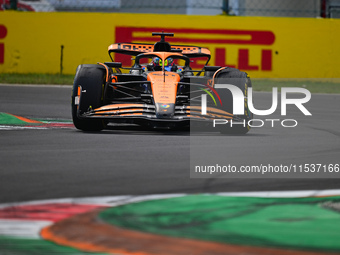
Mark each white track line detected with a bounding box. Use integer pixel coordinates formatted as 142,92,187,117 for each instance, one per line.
1,190,340,210
0,126,48,130
0,219,51,239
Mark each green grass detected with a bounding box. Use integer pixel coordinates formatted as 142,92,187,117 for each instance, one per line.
0,73,74,85
0,73,339,93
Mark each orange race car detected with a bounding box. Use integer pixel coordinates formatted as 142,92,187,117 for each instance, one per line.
71,32,253,134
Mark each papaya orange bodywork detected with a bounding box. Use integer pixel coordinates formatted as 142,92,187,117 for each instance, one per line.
147,71,180,105
144,52,181,105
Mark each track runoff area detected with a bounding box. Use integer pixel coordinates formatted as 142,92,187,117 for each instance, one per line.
0,84,340,254
1,190,340,255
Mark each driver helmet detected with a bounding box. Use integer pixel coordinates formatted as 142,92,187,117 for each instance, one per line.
152,57,174,71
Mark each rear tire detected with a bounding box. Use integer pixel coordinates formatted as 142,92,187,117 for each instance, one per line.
214,67,253,135
71,64,106,131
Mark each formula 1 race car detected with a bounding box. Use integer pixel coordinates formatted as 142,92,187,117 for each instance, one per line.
71,32,253,134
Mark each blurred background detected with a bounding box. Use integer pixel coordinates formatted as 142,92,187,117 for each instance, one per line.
1,0,340,77
1,0,340,18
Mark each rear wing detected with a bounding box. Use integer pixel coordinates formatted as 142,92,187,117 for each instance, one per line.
108,43,211,59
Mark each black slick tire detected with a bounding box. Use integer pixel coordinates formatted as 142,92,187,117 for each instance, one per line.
71,64,106,131
214,67,253,135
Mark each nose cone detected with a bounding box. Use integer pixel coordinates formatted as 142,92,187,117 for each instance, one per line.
155,103,175,119
147,71,180,119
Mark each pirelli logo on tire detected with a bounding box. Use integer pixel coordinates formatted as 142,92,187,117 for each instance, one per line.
115,27,276,73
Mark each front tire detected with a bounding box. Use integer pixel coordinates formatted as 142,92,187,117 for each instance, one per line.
214,67,253,135
71,64,106,131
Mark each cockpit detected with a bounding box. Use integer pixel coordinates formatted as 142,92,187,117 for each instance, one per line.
131,52,191,75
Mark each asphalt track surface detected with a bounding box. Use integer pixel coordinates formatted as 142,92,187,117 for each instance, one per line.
0,84,339,204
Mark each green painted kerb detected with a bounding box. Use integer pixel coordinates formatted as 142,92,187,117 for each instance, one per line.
0,237,108,255
0,112,72,126
0,113,30,125
99,195,340,252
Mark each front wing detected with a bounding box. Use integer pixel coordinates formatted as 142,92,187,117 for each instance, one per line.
77,103,238,127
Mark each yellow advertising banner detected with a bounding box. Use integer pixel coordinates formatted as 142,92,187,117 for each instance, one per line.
0,12,339,78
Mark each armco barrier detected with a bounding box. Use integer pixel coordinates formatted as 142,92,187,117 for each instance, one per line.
0,12,339,78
